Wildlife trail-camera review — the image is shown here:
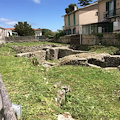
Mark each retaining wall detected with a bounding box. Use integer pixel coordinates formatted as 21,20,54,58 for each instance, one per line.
55,36,70,44
5,36,37,43
69,33,120,46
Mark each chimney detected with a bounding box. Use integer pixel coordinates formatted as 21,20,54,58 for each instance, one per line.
74,6,78,11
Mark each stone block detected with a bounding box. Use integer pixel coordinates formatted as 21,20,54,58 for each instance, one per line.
0,93,2,111
46,48,59,60
104,55,120,67
34,50,46,63
15,50,46,63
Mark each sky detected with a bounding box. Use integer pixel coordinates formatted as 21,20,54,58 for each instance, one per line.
0,0,96,32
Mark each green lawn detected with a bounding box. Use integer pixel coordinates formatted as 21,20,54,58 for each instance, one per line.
0,42,120,120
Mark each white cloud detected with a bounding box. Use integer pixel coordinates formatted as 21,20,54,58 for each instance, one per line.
33,0,40,4
0,18,8,22
6,21,17,26
0,18,17,26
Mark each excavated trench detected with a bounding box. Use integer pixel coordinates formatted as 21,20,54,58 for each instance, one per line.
12,45,120,69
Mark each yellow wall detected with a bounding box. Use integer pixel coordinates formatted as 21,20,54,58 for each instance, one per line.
63,3,98,34
79,4,98,25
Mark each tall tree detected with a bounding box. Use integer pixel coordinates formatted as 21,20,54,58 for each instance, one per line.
65,4,77,14
14,21,35,36
78,0,92,6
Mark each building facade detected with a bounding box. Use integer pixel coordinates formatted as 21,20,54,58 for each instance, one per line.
63,2,98,35
34,29,42,37
98,0,120,32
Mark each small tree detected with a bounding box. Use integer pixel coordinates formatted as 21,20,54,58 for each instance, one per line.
78,0,92,6
14,21,35,36
42,29,54,38
54,30,65,39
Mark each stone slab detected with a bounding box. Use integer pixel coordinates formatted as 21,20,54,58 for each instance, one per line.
0,93,2,111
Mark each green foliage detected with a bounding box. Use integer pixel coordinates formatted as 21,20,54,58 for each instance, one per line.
78,0,92,6
65,8,71,14
42,29,54,38
14,21,35,36
65,4,77,14
88,45,119,54
31,57,39,66
115,32,120,41
54,30,65,39
94,33,103,44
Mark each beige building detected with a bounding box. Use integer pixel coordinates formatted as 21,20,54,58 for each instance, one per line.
98,0,120,32
63,2,98,35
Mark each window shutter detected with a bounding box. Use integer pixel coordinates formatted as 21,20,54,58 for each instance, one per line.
114,0,116,15
73,14,76,26
68,16,70,27
106,2,109,17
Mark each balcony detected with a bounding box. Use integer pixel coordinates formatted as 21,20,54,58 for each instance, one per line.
103,8,120,19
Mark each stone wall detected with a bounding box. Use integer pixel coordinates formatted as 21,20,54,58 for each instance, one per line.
5,36,38,43
55,36,71,44
102,33,120,45
70,33,120,46
5,36,53,43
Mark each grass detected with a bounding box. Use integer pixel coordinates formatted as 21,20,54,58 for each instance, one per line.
88,45,119,54
0,42,120,119
74,45,119,54
5,41,68,47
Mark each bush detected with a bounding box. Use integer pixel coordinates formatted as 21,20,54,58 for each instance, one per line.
115,32,120,41
94,33,103,44
54,30,65,40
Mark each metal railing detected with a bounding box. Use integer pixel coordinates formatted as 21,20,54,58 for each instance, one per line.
103,8,120,18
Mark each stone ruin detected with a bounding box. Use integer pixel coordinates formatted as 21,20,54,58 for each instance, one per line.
11,44,120,69
12,44,87,68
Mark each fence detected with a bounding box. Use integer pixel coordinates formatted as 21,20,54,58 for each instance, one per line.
0,74,17,120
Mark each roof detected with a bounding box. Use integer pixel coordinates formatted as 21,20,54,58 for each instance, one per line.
0,27,5,30
63,1,98,17
6,28,15,30
34,29,42,31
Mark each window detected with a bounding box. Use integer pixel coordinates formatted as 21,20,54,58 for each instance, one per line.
73,28,76,34
106,0,116,17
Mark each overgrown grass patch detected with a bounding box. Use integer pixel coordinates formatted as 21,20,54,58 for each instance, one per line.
0,43,120,119
5,41,67,47
88,45,119,54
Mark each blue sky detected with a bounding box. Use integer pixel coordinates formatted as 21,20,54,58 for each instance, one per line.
0,0,96,31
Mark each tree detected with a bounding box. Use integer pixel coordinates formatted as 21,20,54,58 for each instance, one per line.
42,29,54,38
54,30,65,39
14,21,35,36
78,0,92,6
65,4,77,14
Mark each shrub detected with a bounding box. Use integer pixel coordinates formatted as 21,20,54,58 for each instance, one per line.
94,33,103,44
54,30,65,40
115,32,120,41
31,57,39,66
